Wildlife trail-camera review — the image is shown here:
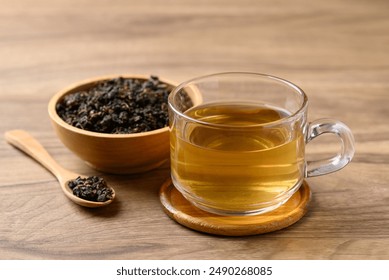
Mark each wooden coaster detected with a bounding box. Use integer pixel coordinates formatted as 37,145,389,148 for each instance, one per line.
159,179,311,236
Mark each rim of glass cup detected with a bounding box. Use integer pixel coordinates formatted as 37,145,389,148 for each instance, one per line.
169,72,309,128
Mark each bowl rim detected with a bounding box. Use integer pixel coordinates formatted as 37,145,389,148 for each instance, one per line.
48,74,176,139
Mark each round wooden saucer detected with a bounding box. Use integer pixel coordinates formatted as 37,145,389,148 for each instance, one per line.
159,179,311,236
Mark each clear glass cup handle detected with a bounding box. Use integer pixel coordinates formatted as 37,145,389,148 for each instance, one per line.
305,118,355,177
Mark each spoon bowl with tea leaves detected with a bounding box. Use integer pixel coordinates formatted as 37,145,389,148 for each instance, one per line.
5,130,115,208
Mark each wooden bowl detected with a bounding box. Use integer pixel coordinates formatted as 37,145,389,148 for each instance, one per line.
48,74,201,174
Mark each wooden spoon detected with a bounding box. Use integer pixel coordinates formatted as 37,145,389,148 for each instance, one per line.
5,130,115,208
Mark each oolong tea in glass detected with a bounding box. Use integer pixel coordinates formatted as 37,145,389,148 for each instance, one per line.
168,72,355,216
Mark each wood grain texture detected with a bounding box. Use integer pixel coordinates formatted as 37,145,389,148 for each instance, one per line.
160,179,311,236
4,130,115,208
1,0,389,259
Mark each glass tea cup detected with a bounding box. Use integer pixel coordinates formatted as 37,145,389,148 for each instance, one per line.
168,72,355,216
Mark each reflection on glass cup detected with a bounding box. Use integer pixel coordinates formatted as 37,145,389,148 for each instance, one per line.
168,72,355,216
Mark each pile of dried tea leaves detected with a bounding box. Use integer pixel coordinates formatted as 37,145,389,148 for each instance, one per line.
56,76,187,134
68,176,113,202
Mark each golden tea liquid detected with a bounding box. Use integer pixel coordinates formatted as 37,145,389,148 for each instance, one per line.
170,102,305,214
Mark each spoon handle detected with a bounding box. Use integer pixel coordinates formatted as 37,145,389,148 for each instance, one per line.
5,130,71,182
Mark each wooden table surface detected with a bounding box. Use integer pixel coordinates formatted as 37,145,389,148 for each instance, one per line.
1,0,388,260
